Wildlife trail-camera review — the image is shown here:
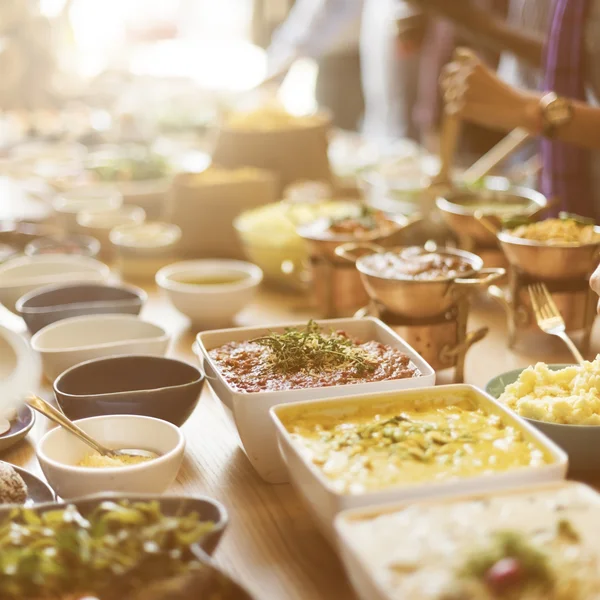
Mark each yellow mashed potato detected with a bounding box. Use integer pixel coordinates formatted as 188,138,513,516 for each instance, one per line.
78,452,155,468
499,358,600,425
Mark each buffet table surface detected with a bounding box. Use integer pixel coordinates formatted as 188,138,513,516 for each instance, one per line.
3,283,600,600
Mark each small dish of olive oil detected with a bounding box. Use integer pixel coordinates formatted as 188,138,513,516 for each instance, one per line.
175,273,250,286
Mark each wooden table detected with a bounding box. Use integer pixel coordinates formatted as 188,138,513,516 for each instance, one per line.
3,283,599,600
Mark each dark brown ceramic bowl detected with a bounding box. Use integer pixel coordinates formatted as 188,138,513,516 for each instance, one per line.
54,355,204,426
16,281,146,334
0,491,227,555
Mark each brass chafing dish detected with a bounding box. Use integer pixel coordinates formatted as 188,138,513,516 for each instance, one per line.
335,244,504,319
436,178,547,249
334,244,505,382
297,211,419,318
497,226,600,280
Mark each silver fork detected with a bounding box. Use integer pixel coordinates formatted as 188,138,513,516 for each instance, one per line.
528,283,585,365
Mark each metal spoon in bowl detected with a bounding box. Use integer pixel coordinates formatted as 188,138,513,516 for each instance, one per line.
25,394,157,460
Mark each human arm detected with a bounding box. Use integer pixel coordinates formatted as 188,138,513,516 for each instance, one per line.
441,50,600,151
406,0,545,67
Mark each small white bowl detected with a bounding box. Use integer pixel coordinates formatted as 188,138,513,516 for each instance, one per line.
52,185,122,233
110,222,182,280
0,255,110,314
37,414,185,498
31,314,170,381
156,259,263,328
77,205,146,257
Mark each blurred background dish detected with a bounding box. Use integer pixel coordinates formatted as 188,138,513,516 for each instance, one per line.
54,355,204,425
16,281,146,334
110,221,182,281
77,205,147,259
24,233,101,258
52,186,123,233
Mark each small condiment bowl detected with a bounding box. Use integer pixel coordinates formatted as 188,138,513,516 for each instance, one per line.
156,259,263,328
24,234,101,258
110,221,181,280
52,185,122,233
16,282,147,334
54,355,204,426
36,414,185,498
486,365,597,473
77,205,146,258
31,314,170,381
0,255,110,314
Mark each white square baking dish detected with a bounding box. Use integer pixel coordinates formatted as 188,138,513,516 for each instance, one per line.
270,384,567,534
334,481,595,600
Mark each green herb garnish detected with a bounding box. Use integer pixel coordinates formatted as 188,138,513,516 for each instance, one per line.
459,530,554,590
0,500,215,600
253,320,376,375
326,205,380,232
557,518,580,542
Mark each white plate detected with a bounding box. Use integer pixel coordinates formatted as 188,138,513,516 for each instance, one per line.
196,317,435,483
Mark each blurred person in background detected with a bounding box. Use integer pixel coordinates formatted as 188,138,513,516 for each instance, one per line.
438,0,600,220
267,0,426,142
267,0,365,131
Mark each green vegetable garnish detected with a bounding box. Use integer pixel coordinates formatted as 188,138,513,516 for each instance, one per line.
253,320,376,376
459,530,554,592
89,150,170,182
0,500,215,599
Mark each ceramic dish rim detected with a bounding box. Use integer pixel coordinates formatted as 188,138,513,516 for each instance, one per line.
156,259,263,293
497,227,600,249
0,404,35,443
485,363,600,430
270,383,568,499
36,414,185,473
30,314,169,354
0,489,228,541
53,354,205,399
0,255,110,285
24,233,101,257
16,281,147,315
196,316,436,400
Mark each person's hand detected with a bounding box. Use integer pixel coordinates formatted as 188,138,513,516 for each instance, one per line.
590,263,600,314
406,0,479,25
439,48,540,133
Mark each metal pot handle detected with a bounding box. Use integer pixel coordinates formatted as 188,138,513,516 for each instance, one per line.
334,242,385,263
454,267,506,288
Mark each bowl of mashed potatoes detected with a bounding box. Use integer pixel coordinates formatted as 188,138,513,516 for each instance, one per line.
486,359,600,472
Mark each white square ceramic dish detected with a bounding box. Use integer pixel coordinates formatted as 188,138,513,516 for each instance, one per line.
270,384,568,534
195,317,435,483
334,481,594,600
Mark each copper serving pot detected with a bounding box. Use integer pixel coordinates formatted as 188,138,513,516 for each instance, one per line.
436,178,547,248
335,244,505,319
296,213,421,262
497,227,600,280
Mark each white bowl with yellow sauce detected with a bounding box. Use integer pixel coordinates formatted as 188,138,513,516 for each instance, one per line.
36,414,185,499
335,481,600,600
270,385,567,534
